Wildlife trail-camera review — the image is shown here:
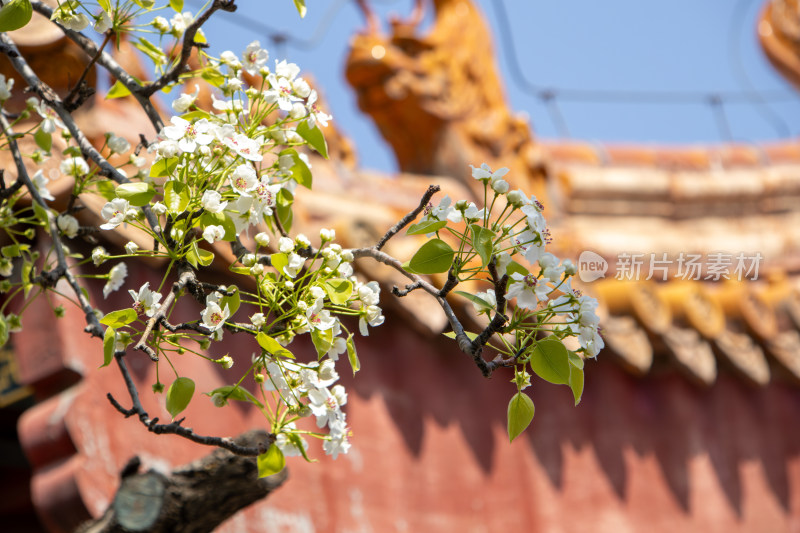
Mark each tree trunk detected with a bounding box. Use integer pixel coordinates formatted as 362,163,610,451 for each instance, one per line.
76,431,286,533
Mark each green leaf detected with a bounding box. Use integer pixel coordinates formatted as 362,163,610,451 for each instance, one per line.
270,253,288,276
100,308,137,328
406,219,447,236
164,180,189,214
106,80,132,99
275,188,293,233
529,338,571,385
0,315,8,348
33,127,52,153
568,350,584,370
96,180,117,201
346,334,360,375
187,241,214,267
257,444,285,478
311,328,333,359
98,0,110,11
292,0,307,18
470,224,496,267
102,327,115,367
201,68,226,88
280,149,312,189
134,37,167,65
150,157,179,178
295,120,328,159
256,332,295,359
407,238,454,274
32,201,50,230
569,366,584,406
505,260,529,279
219,285,240,317
179,110,211,122
1,243,28,258
0,0,32,32
116,182,155,207
323,279,352,305
443,330,478,340
166,377,195,419
169,0,183,11
454,290,492,310
507,392,535,443
206,384,263,408
21,262,32,296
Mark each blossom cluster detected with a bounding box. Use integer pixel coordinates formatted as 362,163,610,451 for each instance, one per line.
422,163,603,360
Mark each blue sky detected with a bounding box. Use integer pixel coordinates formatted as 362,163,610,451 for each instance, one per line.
191,0,800,171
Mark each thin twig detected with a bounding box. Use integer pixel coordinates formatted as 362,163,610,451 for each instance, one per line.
141,0,238,97
29,1,164,130
375,185,440,250
109,354,271,456
0,113,103,337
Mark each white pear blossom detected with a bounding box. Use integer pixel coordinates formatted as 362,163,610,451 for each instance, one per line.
92,246,108,266
60,156,90,177
129,282,162,317
511,228,544,264
357,281,380,306
0,74,14,101
358,305,384,336
506,272,550,309
94,10,112,33
201,300,230,332
323,419,351,459
32,170,54,201
34,101,64,133
100,198,134,230
0,258,13,277
265,74,299,112
170,11,193,36
278,237,294,253
421,195,462,224
250,312,265,327
306,90,332,128
242,41,269,75
230,164,258,193
202,225,225,244
201,190,227,213
472,289,496,314
471,163,509,182
107,135,130,154
275,59,300,81
151,16,170,33
255,232,270,248
539,252,565,282
283,253,305,278
172,85,199,113
103,263,128,298
308,385,347,429
276,425,308,457
162,116,213,153
222,132,263,161
56,214,79,238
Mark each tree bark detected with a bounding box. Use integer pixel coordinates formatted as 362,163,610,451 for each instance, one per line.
76,431,287,533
